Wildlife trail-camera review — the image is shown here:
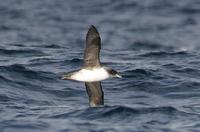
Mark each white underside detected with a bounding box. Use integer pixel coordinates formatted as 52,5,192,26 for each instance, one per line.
71,67,110,82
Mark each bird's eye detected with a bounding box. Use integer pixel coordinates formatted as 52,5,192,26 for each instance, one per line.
111,69,117,74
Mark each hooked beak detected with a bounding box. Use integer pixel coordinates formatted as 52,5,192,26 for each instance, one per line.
115,74,122,78
61,75,69,80
61,76,66,80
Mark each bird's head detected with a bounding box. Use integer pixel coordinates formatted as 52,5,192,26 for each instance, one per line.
105,68,122,78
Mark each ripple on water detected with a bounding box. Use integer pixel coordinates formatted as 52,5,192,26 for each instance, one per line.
0,0,200,131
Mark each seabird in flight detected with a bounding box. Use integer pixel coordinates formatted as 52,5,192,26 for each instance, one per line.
61,25,122,107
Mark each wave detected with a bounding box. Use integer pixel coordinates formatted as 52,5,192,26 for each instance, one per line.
0,94,12,102
47,105,184,120
30,44,62,49
132,41,174,51
139,51,188,58
0,48,46,56
60,58,83,67
162,63,181,69
123,69,156,80
0,64,56,82
179,7,200,15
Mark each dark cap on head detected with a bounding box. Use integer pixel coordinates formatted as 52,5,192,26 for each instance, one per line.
107,69,117,75
106,68,122,78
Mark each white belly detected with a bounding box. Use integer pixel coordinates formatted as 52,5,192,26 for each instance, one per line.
71,68,109,82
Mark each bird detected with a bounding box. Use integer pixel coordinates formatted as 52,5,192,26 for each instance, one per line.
61,25,122,107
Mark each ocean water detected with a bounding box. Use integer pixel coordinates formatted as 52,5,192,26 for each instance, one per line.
1,0,200,131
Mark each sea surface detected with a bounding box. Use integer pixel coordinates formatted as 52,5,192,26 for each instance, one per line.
1,0,200,131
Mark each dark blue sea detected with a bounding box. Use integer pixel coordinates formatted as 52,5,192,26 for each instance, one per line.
1,0,200,131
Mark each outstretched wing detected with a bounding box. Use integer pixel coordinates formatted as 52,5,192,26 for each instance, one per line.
84,25,101,67
85,82,104,106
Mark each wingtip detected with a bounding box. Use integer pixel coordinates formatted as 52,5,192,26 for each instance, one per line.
89,25,98,31
87,25,99,37
90,25,96,29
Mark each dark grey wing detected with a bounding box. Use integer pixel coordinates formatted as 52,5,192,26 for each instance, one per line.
84,25,101,67
85,82,104,106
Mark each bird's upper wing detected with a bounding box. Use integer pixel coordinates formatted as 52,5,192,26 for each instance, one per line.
85,82,104,106
84,25,101,67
